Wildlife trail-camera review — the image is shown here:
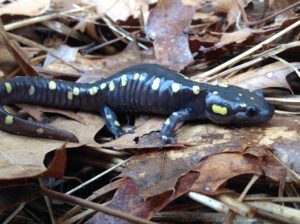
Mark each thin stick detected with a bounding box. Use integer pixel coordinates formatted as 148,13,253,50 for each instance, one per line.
66,158,130,195
197,19,300,78
41,187,157,224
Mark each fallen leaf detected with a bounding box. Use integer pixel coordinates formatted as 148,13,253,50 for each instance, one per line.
228,61,298,91
0,20,39,76
87,172,199,223
0,0,50,16
83,0,157,22
191,152,262,195
145,0,195,71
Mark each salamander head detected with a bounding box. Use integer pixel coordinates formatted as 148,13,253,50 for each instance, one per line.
204,85,274,125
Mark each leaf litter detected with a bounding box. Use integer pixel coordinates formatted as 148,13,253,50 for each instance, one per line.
0,0,299,223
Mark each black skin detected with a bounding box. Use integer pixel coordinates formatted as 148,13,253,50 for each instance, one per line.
0,64,274,144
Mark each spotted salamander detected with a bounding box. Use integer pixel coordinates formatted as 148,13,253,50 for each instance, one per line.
0,64,274,143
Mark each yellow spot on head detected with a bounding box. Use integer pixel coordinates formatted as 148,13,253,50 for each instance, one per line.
100,83,106,90
165,118,170,125
5,115,13,125
240,103,247,107
192,85,200,95
171,83,180,93
212,104,228,116
151,78,160,91
133,73,139,80
67,91,73,100
73,87,80,96
5,82,12,94
213,91,218,95
109,81,115,91
121,75,127,87
29,86,35,95
114,120,120,126
89,86,98,95
218,83,228,88
49,81,57,90
36,128,44,134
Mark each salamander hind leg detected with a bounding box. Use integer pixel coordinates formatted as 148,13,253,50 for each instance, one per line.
101,106,125,138
0,107,78,142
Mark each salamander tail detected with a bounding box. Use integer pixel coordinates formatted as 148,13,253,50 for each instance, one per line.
0,107,79,142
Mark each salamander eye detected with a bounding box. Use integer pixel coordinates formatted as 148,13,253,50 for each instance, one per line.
246,107,258,117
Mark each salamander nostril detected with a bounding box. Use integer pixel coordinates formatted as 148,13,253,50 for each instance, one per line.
246,107,258,117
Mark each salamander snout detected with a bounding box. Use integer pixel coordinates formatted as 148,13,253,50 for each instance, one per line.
234,100,274,124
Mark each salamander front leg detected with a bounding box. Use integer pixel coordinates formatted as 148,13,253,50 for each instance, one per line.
101,106,125,138
160,108,191,146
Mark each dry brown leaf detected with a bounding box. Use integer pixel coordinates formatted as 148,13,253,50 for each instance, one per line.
18,104,84,123
87,173,199,223
83,0,157,22
45,42,156,83
145,0,195,71
191,153,262,194
0,112,104,179
216,29,253,47
228,61,298,91
120,115,296,198
0,0,50,16
213,0,248,28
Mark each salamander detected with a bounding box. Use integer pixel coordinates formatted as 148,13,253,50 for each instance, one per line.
0,64,274,144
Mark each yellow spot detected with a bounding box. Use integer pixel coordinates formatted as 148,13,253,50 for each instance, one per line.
29,86,35,95
114,120,120,126
133,73,139,80
173,112,178,116
5,82,12,94
240,103,247,107
106,114,112,119
89,86,98,95
4,115,13,125
151,78,160,91
238,93,242,97
213,91,218,95
212,104,228,116
218,83,228,88
192,85,200,95
67,91,73,100
171,83,180,93
48,81,57,90
250,97,254,100
73,87,80,96
100,83,106,90
165,118,170,125
36,128,44,134
139,74,146,81
109,81,115,91
121,75,127,87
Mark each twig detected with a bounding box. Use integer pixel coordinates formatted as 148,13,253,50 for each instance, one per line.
188,192,229,213
247,201,300,223
3,203,25,224
196,19,300,78
40,187,157,224
222,174,259,224
38,179,56,224
66,158,130,195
